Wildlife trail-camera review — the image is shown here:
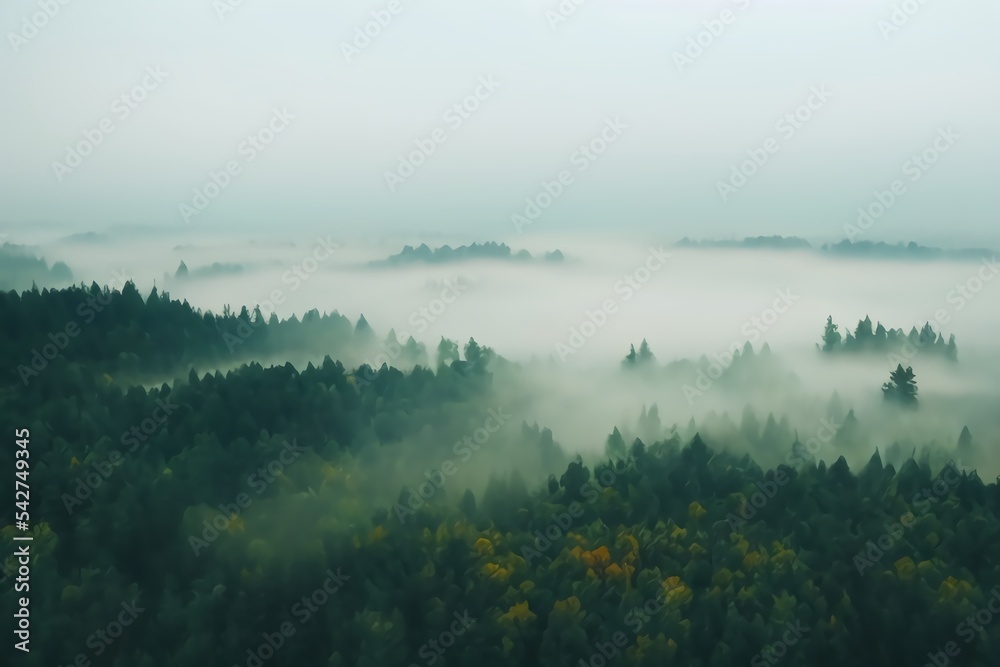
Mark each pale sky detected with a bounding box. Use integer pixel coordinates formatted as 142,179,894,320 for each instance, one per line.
2,0,998,246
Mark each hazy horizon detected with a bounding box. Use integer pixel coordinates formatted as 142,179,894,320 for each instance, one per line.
5,4,1000,666
3,0,1000,247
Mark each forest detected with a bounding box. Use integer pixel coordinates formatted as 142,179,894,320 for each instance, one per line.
2,282,999,667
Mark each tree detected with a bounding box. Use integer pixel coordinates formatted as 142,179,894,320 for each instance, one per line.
882,364,918,406
855,316,874,345
874,322,888,345
957,426,973,456
622,344,637,368
946,334,958,361
437,337,459,366
355,314,374,340
821,316,842,352
465,338,483,364
464,337,494,370
606,427,627,460
740,405,760,444
919,323,936,346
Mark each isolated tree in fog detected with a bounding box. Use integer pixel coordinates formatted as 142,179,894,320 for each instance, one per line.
958,426,973,456
821,316,842,351
622,341,655,369
882,364,918,406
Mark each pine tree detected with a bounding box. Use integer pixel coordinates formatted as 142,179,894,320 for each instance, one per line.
882,364,918,406
958,426,973,455
855,316,874,345
355,314,374,340
638,339,655,363
874,322,888,346
606,427,627,461
622,344,637,368
821,316,842,352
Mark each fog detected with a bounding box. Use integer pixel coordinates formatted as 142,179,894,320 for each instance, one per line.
4,0,1000,246
6,229,999,500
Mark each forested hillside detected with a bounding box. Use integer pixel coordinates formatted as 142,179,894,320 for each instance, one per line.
2,284,999,667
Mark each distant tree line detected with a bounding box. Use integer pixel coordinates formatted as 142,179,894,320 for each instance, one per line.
819,316,957,361
373,242,564,266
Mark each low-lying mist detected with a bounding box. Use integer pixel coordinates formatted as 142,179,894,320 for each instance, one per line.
8,230,1000,505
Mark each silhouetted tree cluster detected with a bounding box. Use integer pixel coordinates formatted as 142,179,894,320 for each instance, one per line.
1,282,374,384
373,242,564,266
818,316,957,360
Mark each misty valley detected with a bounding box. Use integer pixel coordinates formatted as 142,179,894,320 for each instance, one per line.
1,232,999,667
5,2,999,664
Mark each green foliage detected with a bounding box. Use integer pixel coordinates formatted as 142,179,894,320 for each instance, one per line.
2,284,999,667
883,364,919,406
819,316,957,360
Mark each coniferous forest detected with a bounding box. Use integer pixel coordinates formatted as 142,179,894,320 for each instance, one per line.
5,2,1000,666
2,278,999,667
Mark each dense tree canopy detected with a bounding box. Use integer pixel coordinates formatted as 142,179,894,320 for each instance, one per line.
1,284,998,667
